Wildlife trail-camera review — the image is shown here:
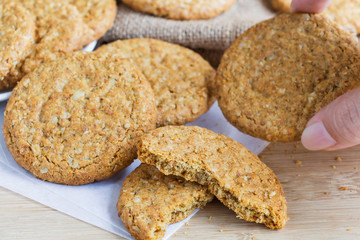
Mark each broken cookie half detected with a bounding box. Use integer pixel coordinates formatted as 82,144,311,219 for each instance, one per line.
138,126,288,229
117,164,214,240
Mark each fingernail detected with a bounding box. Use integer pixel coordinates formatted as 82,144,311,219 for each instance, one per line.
301,121,337,151
289,4,296,13
289,1,299,12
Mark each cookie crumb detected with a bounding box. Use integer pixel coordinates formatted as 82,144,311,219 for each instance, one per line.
260,155,264,159
208,216,213,220
295,144,299,149
324,192,329,195
347,228,351,231
339,187,348,191
336,157,342,162
267,146,273,151
354,167,359,170
332,165,336,169
296,174,301,177
219,230,224,232
185,222,189,226
295,160,302,166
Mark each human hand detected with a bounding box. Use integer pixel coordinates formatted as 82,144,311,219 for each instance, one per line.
291,0,331,13
301,89,360,151
291,0,360,151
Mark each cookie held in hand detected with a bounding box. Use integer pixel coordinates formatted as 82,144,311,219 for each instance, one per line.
138,126,288,229
216,14,360,142
118,164,213,240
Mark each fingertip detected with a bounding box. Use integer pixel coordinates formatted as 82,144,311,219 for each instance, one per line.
301,121,337,151
291,0,332,13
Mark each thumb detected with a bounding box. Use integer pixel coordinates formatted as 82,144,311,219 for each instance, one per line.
291,0,332,13
301,87,360,151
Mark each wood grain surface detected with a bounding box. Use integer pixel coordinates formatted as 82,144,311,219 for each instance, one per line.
1,142,360,239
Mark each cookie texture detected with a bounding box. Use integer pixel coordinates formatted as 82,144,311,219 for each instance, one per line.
4,52,157,185
0,1,35,86
216,14,360,142
118,164,213,240
3,0,84,90
96,39,215,127
270,0,360,34
122,0,236,20
138,126,288,229
69,0,117,46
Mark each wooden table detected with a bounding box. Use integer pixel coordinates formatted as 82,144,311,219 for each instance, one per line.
1,142,360,239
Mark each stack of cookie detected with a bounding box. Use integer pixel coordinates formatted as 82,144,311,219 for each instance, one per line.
0,0,116,90
3,33,289,239
3,37,216,184
1,1,293,238
120,126,288,239
3,0,360,238
12,1,360,239
113,13,360,239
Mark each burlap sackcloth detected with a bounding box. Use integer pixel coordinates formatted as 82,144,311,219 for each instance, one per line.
103,0,276,66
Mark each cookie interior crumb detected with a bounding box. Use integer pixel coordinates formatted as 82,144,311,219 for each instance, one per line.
117,164,213,240
138,126,288,229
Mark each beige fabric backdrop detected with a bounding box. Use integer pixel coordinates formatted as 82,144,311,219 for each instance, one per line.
103,0,276,66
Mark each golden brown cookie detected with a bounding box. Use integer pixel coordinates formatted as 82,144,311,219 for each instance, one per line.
0,1,35,88
270,0,360,34
3,0,84,90
118,164,213,240
216,14,360,142
122,0,236,20
69,0,117,46
270,0,291,13
4,52,157,185
96,39,215,127
138,126,288,229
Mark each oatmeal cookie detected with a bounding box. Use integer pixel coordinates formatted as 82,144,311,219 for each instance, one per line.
122,0,236,20
216,14,360,142
69,0,117,46
4,52,157,185
3,0,84,90
0,1,35,88
96,38,215,127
